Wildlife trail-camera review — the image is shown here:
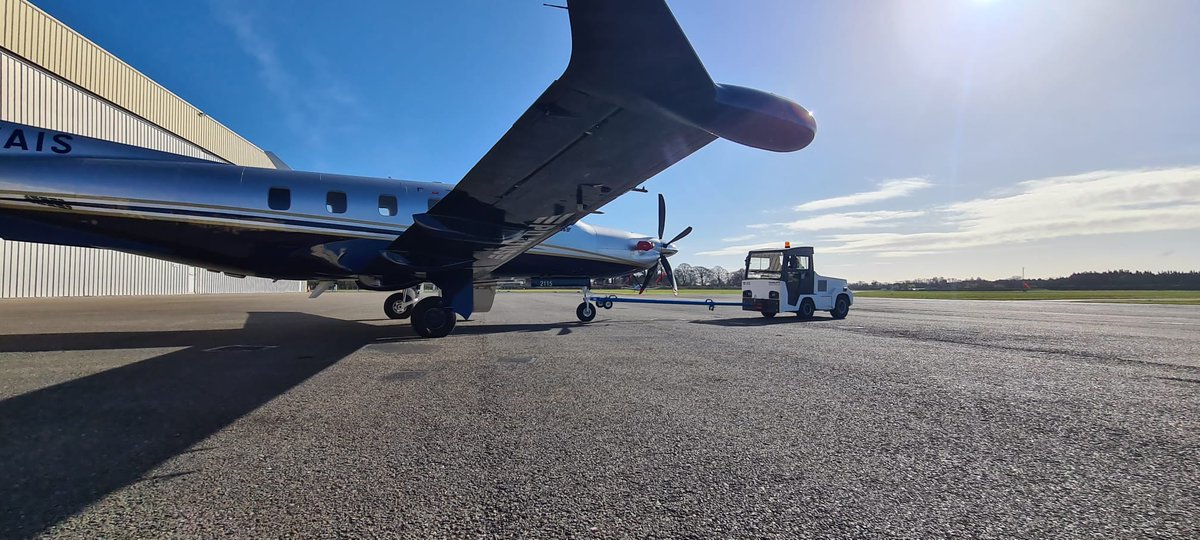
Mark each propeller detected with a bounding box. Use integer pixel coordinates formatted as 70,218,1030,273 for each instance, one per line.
639,194,693,295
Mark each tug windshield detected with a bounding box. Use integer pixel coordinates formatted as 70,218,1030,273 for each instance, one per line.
745,251,784,279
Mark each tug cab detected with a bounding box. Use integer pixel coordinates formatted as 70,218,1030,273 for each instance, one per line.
742,245,853,319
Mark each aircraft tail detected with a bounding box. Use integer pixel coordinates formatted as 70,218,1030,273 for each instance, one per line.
0,120,216,163
562,0,816,153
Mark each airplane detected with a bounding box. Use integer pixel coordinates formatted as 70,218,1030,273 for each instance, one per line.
0,0,816,338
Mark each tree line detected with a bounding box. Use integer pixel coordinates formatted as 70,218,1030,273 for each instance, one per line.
595,263,744,289
850,270,1200,291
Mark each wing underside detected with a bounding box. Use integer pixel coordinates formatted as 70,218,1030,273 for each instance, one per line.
385,0,816,282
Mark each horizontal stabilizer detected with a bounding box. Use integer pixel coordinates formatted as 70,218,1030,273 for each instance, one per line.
0,120,217,164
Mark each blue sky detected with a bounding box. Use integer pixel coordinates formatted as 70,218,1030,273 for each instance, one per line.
34,0,1200,281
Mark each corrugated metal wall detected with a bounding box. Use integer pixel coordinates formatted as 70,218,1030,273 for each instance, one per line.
1,52,223,162
194,270,305,295
0,0,306,298
0,241,191,297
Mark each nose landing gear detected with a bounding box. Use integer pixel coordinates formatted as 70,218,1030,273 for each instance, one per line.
576,301,597,322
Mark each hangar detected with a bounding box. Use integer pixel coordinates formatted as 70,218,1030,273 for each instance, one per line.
0,0,303,297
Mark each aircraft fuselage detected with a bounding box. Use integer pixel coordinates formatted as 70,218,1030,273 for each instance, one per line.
0,148,660,288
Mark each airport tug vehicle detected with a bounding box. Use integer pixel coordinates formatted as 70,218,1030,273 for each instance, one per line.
741,245,853,319
573,244,851,322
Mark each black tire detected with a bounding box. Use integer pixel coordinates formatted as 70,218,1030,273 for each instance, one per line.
577,302,597,322
830,295,850,319
761,311,777,319
384,291,414,319
798,298,816,319
410,296,456,338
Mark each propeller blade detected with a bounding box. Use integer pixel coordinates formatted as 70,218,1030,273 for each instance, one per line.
638,263,657,294
666,226,693,246
657,193,666,240
660,255,678,296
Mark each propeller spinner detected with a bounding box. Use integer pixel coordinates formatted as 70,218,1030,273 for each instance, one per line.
639,194,692,295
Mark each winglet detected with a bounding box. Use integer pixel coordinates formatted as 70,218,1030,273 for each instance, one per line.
562,0,816,152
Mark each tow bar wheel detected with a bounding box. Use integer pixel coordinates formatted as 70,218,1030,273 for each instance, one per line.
576,302,597,322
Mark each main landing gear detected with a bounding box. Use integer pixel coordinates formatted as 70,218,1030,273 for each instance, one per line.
410,296,456,338
382,286,457,338
384,289,417,319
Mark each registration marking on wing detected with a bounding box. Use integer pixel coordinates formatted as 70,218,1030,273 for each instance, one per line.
488,213,575,260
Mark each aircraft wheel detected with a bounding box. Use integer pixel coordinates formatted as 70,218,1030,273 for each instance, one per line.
576,302,597,322
384,291,415,319
798,298,816,319
830,295,850,319
411,297,456,338
761,311,777,319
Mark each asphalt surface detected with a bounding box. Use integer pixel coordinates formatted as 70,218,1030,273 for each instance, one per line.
0,292,1196,539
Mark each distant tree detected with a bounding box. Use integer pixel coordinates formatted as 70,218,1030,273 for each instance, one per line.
674,263,697,287
711,266,731,288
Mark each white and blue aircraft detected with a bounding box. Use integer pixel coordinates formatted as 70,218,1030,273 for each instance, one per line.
0,0,816,337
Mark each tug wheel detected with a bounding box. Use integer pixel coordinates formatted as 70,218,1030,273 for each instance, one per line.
798,298,816,319
830,295,850,319
761,311,777,319
576,302,597,322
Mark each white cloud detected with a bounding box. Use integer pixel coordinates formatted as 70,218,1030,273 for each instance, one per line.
793,178,932,211
213,3,363,149
771,210,926,231
822,167,1200,255
696,242,790,257
721,234,757,242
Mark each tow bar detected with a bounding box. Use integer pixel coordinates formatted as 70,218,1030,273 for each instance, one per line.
575,287,742,322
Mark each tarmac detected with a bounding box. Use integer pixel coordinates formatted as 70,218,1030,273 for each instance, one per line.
0,291,1196,538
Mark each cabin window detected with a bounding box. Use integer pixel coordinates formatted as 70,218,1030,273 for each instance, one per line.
379,195,398,216
326,191,347,214
268,187,290,211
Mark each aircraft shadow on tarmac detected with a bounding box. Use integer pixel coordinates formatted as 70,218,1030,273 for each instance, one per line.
366,320,646,339
690,314,836,326
0,311,391,538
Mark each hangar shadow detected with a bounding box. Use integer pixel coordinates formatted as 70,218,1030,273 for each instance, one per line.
690,314,836,327
0,311,394,538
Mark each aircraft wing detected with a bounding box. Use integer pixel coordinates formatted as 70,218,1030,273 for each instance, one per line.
386,0,817,278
